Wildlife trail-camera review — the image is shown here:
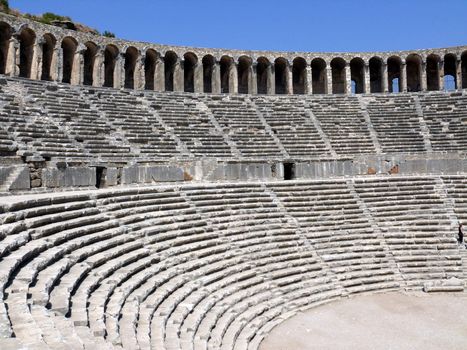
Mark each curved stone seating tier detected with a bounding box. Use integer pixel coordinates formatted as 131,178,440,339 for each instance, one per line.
419,92,467,152
307,96,376,155
365,95,427,153
0,175,465,349
0,77,466,163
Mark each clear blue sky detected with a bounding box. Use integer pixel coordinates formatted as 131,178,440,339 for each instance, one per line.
9,0,467,52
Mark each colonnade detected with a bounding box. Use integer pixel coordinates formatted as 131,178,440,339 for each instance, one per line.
1,21,466,95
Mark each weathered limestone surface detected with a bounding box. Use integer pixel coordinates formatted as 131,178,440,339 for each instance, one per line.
1,12,466,95
0,175,465,350
42,167,96,188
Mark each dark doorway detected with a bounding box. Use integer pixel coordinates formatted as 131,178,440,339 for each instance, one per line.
95,167,106,188
284,163,295,180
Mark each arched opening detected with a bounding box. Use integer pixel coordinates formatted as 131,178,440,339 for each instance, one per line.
462,52,467,89
18,28,36,78
311,58,326,94
369,57,383,93
274,57,288,94
164,51,178,92
387,56,402,93
61,37,77,84
144,49,158,90
104,45,119,88
331,57,346,94
0,22,12,74
406,54,422,92
124,46,138,89
350,57,365,94
293,57,307,94
256,57,270,94
426,54,440,91
184,52,197,93
202,55,215,93
83,42,97,86
238,56,251,94
444,54,457,91
41,34,56,81
220,56,233,93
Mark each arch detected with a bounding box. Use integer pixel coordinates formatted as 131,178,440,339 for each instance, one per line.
83,42,98,86
406,54,422,92
164,51,178,92
256,57,270,95
144,49,158,90
387,56,402,93
274,57,288,95
292,57,307,94
220,55,233,93
369,56,383,93
238,56,251,94
444,53,457,90
41,33,56,81
331,57,346,94
426,54,440,91
462,51,467,89
123,46,138,89
18,27,36,78
61,36,77,84
0,22,12,74
184,52,197,93
350,57,365,94
202,55,215,93
104,44,119,88
311,58,326,94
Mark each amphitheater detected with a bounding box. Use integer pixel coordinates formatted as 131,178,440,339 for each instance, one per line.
0,9,466,350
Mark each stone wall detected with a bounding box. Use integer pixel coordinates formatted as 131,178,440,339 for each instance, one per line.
0,12,466,95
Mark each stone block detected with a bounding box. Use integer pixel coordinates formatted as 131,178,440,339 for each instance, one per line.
42,167,96,188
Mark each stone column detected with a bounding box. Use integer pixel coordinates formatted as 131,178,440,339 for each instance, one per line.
382,62,389,93
173,59,183,92
194,62,203,93
250,63,257,95
36,38,45,81
71,46,85,85
49,47,59,81
154,57,165,91
420,61,427,91
5,37,18,76
135,55,145,90
30,41,41,80
363,63,370,93
344,63,351,94
305,66,312,94
326,66,333,94
286,63,293,94
114,53,123,89
267,64,274,95
400,62,407,92
270,64,276,95
438,60,445,91
93,48,104,87
56,48,64,83
229,62,238,94
456,59,462,90
212,61,221,94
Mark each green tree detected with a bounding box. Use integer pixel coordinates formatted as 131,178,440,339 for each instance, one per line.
103,31,115,38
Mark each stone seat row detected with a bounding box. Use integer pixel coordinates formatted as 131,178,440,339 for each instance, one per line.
1,77,466,163
0,176,466,349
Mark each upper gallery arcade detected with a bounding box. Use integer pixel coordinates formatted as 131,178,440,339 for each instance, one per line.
1,12,467,95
